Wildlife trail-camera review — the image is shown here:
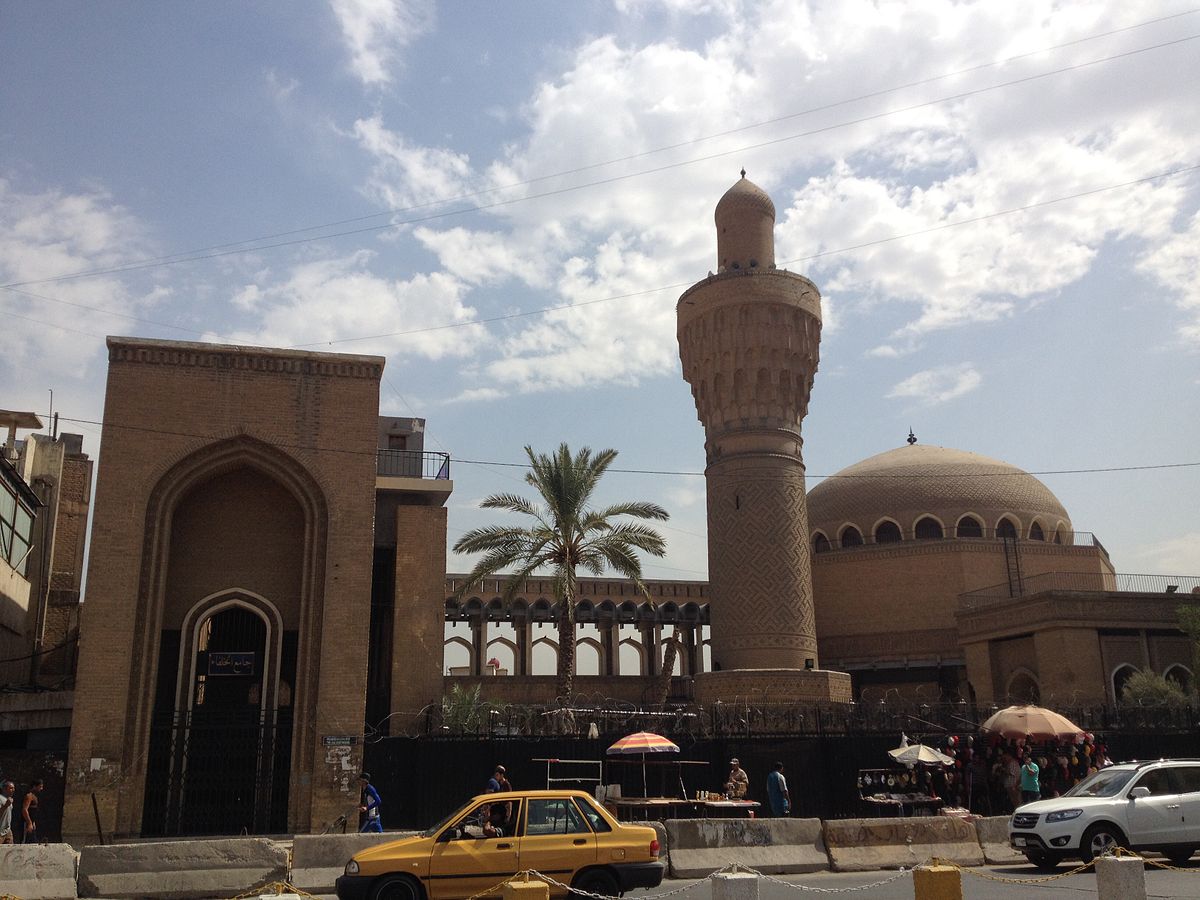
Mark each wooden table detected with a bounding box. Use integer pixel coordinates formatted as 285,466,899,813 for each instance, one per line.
607,798,761,821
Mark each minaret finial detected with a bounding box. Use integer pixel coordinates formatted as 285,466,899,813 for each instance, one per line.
907,428,917,445
740,168,746,179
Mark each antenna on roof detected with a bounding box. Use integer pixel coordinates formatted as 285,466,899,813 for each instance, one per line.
907,428,917,445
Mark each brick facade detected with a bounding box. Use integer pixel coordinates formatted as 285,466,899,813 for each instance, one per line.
64,337,381,841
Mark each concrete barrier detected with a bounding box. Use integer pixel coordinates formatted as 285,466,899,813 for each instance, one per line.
665,818,828,877
77,838,289,899
973,816,1024,864
291,831,417,894
822,817,983,872
0,844,80,900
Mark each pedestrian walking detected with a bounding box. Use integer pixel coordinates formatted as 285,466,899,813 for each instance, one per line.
766,762,791,817
358,772,382,832
21,779,43,843
0,780,15,844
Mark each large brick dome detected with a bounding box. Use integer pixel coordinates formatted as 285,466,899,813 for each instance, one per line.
807,444,1072,544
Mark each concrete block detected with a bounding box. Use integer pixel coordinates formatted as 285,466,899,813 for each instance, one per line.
0,843,80,900
913,863,962,900
77,838,289,899
1095,855,1146,900
665,818,828,878
503,878,551,900
822,817,983,872
972,816,1025,864
290,831,416,894
711,871,759,900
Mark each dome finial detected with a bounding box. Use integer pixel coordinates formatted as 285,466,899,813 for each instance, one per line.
907,428,917,445
740,167,746,179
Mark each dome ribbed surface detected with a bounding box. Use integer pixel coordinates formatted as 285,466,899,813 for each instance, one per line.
715,177,776,222
807,444,1071,537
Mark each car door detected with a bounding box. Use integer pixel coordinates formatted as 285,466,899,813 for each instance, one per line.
518,797,597,892
1125,769,1185,846
427,799,522,900
1171,765,1200,844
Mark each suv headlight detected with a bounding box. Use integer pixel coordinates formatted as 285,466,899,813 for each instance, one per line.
345,859,360,875
1045,809,1083,823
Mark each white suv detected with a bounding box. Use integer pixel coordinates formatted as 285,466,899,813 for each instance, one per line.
1010,759,1200,869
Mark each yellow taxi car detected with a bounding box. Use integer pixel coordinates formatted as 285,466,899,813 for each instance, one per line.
335,789,664,900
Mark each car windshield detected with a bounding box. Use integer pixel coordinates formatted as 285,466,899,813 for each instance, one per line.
421,801,472,838
1064,768,1136,798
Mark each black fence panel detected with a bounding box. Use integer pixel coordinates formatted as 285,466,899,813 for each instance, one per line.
364,726,1200,830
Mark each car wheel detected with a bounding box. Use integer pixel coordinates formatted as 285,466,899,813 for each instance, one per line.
572,868,620,898
1165,847,1196,865
1080,823,1125,863
370,874,425,900
1024,849,1063,871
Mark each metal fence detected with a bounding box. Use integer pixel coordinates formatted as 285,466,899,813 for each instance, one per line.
363,724,1200,830
376,449,451,479
960,572,1200,610
815,529,1106,552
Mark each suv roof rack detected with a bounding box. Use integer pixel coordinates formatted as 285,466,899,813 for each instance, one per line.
1127,758,1200,769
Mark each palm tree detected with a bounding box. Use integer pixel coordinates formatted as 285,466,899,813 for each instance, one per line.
453,443,669,702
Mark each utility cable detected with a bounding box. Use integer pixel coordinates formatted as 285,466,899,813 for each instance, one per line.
50,414,1200,480
3,31,1197,289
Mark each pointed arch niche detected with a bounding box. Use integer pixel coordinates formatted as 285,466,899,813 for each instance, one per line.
133,435,329,837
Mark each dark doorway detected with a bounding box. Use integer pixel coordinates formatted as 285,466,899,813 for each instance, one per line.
143,603,294,836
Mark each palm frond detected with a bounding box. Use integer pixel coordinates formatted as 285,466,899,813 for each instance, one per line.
592,501,670,522
479,493,543,519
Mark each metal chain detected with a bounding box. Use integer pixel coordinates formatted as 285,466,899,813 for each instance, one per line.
227,881,323,899
525,869,705,899
736,864,917,894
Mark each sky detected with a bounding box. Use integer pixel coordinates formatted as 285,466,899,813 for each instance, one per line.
3,0,1199,590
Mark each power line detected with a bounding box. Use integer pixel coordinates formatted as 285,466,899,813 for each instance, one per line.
51,415,1200,480
293,161,1200,347
4,31,1197,290
6,7,1195,288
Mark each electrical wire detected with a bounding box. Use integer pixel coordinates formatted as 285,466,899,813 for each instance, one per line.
50,414,1200,480
3,31,1197,290
11,7,1195,282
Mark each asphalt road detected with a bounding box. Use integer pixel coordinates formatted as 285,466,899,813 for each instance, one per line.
294,861,1200,900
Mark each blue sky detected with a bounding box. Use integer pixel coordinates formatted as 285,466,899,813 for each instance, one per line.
2,0,1198,585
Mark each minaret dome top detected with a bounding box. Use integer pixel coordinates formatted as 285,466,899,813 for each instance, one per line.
714,173,776,272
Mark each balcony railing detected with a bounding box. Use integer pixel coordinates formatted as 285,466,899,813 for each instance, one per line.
959,572,1200,611
376,450,450,480
814,528,1106,553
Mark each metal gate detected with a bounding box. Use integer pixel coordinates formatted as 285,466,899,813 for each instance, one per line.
142,605,293,836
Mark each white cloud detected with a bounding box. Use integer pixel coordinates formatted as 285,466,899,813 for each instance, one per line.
345,0,1200,396
0,180,158,374
887,363,982,404
328,0,435,86
213,251,486,359
1137,209,1200,343
1128,532,1200,575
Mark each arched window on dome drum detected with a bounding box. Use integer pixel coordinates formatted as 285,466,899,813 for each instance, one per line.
1029,521,1045,541
813,533,831,553
956,515,983,538
874,521,902,544
914,517,943,540
840,526,863,548
996,518,1017,540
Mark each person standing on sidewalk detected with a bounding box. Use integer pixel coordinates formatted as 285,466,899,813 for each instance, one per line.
766,762,791,817
1020,753,1041,806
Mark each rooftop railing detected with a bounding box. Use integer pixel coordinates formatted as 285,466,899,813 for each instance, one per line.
815,528,1106,553
959,572,1200,611
376,449,450,480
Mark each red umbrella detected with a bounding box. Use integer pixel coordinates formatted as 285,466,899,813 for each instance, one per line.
607,732,679,796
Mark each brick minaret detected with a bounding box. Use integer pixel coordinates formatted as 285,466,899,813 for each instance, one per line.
678,174,823,673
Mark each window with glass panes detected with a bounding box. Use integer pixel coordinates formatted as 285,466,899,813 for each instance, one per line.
0,479,35,576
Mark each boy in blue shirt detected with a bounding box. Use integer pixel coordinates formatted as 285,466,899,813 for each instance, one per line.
359,772,383,832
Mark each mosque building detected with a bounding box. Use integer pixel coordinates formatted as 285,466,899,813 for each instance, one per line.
42,176,1197,841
